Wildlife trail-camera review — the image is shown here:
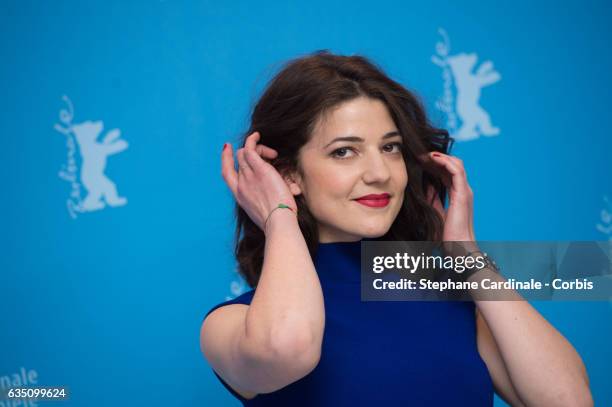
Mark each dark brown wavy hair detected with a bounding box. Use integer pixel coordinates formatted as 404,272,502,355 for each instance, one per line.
233,50,452,288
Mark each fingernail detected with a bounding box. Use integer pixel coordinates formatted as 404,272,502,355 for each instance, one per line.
222,143,227,151
431,152,440,157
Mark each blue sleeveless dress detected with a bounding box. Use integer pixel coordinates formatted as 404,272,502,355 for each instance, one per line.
204,240,494,406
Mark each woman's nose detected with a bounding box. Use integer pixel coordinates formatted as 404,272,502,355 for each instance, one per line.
362,152,391,184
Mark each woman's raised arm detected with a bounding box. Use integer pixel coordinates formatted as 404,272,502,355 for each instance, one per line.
200,133,325,395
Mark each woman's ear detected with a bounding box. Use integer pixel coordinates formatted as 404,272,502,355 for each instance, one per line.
283,170,303,196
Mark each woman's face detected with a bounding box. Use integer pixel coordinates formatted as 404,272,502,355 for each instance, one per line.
291,96,408,243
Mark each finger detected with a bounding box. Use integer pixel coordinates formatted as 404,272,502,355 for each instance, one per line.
444,156,471,193
416,152,433,165
419,152,451,185
429,153,469,194
244,131,260,151
244,148,271,174
256,144,279,160
425,156,453,189
236,148,254,178
221,143,238,196
243,131,278,160
449,156,471,188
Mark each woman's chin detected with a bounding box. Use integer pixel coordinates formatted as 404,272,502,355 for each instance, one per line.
357,224,392,238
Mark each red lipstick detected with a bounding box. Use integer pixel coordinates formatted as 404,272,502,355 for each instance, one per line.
354,193,391,208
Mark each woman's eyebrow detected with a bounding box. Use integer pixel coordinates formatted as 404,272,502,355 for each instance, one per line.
323,131,401,148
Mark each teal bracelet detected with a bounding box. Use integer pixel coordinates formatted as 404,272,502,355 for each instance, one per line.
264,203,297,232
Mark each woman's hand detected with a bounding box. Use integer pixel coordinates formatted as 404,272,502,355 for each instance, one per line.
221,131,298,234
424,152,475,242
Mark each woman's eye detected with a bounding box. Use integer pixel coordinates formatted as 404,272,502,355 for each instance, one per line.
331,147,355,159
331,143,402,159
383,142,403,153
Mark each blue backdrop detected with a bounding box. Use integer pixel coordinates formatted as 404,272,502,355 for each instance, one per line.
1,0,610,405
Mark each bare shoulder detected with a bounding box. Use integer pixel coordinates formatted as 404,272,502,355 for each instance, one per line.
200,304,259,400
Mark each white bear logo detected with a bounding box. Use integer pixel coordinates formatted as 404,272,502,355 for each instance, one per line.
72,120,128,211
55,95,128,217
432,28,501,142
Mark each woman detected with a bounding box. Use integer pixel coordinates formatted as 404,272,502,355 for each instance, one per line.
200,50,592,406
